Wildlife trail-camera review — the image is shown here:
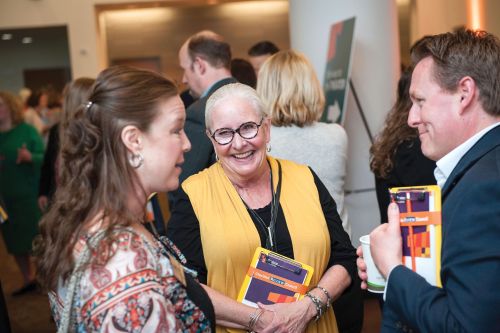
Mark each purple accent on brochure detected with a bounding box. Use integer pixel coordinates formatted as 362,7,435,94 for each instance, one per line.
243,251,308,305
392,190,430,213
392,190,432,257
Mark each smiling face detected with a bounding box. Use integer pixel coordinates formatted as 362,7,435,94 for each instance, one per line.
208,96,270,183
408,57,463,161
139,96,191,193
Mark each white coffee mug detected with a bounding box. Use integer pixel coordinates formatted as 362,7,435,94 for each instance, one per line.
359,235,386,293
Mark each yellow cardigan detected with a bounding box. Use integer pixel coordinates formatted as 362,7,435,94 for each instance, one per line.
182,156,339,333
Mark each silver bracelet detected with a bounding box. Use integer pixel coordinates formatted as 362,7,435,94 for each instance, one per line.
247,308,264,332
315,285,332,308
305,291,325,322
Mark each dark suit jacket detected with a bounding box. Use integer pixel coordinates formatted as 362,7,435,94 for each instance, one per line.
178,77,237,184
165,77,237,223
381,125,500,333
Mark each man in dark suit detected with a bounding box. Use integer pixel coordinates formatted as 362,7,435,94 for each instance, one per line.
164,31,236,219
177,30,236,184
358,29,500,332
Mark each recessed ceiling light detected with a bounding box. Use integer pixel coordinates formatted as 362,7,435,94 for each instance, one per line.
2,33,12,40
22,37,33,44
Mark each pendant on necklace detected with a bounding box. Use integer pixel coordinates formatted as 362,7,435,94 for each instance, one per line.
267,227,274,247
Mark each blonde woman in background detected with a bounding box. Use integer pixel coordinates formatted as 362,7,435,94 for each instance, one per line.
257,50,349,236
257,50,363,333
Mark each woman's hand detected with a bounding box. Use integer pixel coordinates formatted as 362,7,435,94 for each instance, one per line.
356,246,368,290
16,144,32,164
38,196,49,211
256,299,316,333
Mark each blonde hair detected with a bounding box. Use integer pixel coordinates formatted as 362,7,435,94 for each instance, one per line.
257,50,325,127
0,91,24,126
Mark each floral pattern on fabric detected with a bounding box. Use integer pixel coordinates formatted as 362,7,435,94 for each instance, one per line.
49,228,212,332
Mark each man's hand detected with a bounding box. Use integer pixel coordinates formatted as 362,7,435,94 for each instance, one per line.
370,202,402,277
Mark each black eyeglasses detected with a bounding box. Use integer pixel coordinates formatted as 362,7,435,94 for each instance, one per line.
209,118,264,145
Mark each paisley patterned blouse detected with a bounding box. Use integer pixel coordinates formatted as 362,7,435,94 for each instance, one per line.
49,228,213,332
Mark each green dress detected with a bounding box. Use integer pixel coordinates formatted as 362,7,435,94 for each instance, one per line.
0,123,44,254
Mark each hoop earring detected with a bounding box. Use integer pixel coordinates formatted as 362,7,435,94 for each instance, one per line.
129,152,144,168
266,144,271,153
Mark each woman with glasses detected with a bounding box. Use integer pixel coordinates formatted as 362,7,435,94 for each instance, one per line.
35,67,286,332
167,83,357,333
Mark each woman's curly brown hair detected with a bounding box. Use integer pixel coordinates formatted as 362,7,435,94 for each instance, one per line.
33,66,178,290
370,69,418,179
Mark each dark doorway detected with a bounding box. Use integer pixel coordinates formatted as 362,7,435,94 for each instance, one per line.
0,25,71,93
23,67,71,94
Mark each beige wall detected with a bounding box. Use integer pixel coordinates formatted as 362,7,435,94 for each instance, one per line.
0,0,288,80
397,0,500,68
409,0,467,44
101,1,289,84
3,0,500,83
0,0,133,78
290,0,401,244
408,0,500,45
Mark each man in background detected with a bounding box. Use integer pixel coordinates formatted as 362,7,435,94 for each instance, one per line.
164,31,237,218
247,40,279,76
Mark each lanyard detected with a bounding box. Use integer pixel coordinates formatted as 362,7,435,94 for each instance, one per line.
243,160,282,252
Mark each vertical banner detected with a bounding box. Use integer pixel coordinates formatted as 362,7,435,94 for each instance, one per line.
321,17,356,124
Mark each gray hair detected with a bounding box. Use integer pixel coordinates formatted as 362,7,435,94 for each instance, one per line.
205,83,267,130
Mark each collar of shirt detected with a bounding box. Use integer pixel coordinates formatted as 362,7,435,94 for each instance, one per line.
434,122,500,188
200,84,213,98
200,77,233,98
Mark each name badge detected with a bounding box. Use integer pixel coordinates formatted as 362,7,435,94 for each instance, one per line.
168,253,186,286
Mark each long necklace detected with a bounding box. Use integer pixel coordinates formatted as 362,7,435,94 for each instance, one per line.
241,160,282,252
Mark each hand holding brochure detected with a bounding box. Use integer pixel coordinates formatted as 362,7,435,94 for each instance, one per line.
390,185,442,287
237,247,314,307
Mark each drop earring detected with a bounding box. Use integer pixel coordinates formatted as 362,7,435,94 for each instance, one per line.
266,144,271,153
128,152,144,168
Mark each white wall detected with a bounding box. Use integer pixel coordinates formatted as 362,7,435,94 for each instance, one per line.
289,0,401,246
0,0,157,78
0,0,290,83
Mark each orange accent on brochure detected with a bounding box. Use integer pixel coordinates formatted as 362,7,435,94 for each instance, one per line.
390,185,442,288
246,266,308,295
